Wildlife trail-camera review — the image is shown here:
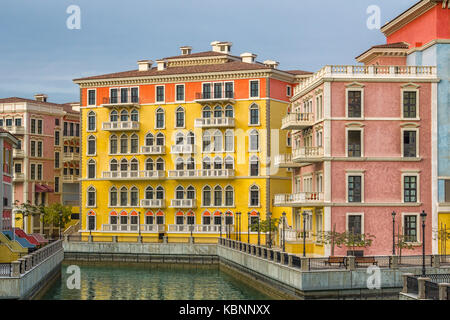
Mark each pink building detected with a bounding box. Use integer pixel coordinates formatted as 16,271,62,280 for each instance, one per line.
275,62,438,256
0,94,80,235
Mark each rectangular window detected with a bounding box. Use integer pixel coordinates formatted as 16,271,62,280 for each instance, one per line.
69,122,74,136
348,176,362,203
5,119,12,127
14,163,21,173
15,118,22,127
37,120,43,134
214,83,222,99
404,176,417,203
31,119,36,134
30,164,35,180
54,131,60,146
54,152,60,168
131,87,139,103
348,215,362,235
225,82,233,98
75,124,80,137
110,88,118,103
156,86,165,102
55,118,60,126
348,91,362,118
37,164,42,180
403,91,417,118
63,122,68,136
88,90,96,105
0,119,3,127
250,80,259,98
404,215,417,242
286,86,292,97
120,88,129,103
30,141,36,157
176,84,185,101
54,177,60,193
348,130,361,157
403,131,417,157
37,141,43,157
446,180,450,203
202,83,211,99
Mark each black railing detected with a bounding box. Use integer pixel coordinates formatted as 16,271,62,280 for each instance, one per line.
276,252,281,263
283,253,289,266
425,274,450,284
0,263,11,277
425,281,440,300
292,255,301,268
407,276,418,294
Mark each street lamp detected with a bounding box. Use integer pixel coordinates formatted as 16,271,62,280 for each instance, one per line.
268,212,272,249
421,210,427,276
257,212,260,246
392,211,396,255
236,212,240,241
247,212,251,243
138,211,141,238
59,211,62,240
302,211,307,257
219,211,223,239
282,212,286,252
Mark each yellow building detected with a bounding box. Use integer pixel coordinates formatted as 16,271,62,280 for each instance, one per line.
73,42,311,244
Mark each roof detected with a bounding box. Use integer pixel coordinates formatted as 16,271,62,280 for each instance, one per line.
355,42,410,61
163,50,230,60
285,70,314,76
0,128,19,146
0,97,79,114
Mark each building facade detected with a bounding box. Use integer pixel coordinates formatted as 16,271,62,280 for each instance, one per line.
73,42,311,242
0,95,80,235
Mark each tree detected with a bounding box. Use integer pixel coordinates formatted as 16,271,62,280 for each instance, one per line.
250,218,280,246
14,200,42,230
315,229,376,256
42,203,72,238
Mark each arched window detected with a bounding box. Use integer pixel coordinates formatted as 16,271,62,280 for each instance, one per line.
250,155,259,176
110,159,118,171
156,186,164,200
249,130,259,152
249,103,260,125
186,157,195,170
110,110,118,122
87,135,96,155
130,187,139,206
287,132,292,147
120,211,128,225
145,133,154,146
87,159,96,179
156,157,164,171
187,131,195,145
87,211,96,231
156,132,165,146
175,106,185,128
202,186,211,206
249,185,260,207
130,109,139,122
213,130,222,152
175,186,184,200
110,187,118,206
88,111,96,131
120,109,129,122
175,132,184,145
214,186,223,206
224,130,234,152
225,186,234,206
175,157,184,171
186,186,195,200
155,108,165,129
202,106,211,119
130,134,139,153
224,156,234,170
130,158,139,171
214,156,222,170
225,105,234,118
109,211,118,225
214,105,223,118
145,186,154,200
120,134,128,153
203,131,211,152
120,159,128,172
202,211,211,225
120,187,128,206
87,186,96,207
110,135,118,154
145,158,154,171
202,157,211,170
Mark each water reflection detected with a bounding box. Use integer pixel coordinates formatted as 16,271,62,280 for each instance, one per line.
41,262,271,300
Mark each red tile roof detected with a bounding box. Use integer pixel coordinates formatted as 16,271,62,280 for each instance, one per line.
355,42,409,60
0,97,79,114
163,50,230,60
285,70,314,75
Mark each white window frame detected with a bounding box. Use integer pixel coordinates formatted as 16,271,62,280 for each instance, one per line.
87,158,96,179
249,79,260,99
87,89,97,106
155,107,165,130
345,87,364,119
345,212,365,234
401,171,420,204
401,127,420,158
248,184,261,208
345,127,364,157
248,103,260,126
401,212,421,244
86,186,97,208
175,84,185,102
286,85,292,97
345,171,365,203
87,135,97,156
249,129,260,152
174,106,185,129
155,85,165,103
401,87,420,120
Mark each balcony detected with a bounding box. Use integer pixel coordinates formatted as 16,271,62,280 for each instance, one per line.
292,147,324,163
141,224,165,233
194,92,235,104
101,224,165,233
281,113,314,130
140,199,165,208
13,173,24,182
13,149,25,158
194,117,235,128
63,175,79,183
141,145,165,155
101,96,141,108
101,170,165,180
274,154,305,168
284,229,313,242
167,224,233,233
168,169,235,179
63,200,80,207
170,144,195,154
273,192,324,207
5,126,25,135
170,199,196,208
102,121,140,131
63,153,80,162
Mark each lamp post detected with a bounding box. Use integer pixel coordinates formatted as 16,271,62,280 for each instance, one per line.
226,212,230,239
391,211,396,255
138,211,142,240
257,212,260,246
268,212,272,249
59,211,62,240
282,212,286,252
247,212,250,244
302,211,307,257
219,211,223,239
421,210,427,276
237,212,241,241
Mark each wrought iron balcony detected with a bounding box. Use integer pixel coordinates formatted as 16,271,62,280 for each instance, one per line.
102,121,140,131
292,147,324,162
169,199,196,208
101,170,165,180
140,145,165,155
167,169,235,179
281,113,314,130
194,117,235,128
140,199,165,208
273,192,324,207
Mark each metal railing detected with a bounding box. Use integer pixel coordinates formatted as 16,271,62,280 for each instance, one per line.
0,263,11,276
407,276,419,294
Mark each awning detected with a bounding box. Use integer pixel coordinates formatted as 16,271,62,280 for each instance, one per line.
35,184,53,193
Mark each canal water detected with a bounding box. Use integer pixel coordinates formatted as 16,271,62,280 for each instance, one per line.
39,261,272,300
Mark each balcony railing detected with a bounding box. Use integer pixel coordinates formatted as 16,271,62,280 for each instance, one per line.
5,126,25,135
102,170,165,180
101,224,165,233
63,175,78,183
102,96,140,107
194,92,235,103
274,154,304,168
13,149,25,158
13,173,24,182
140,199,165,208
194,117,235,128
141,145,165,155
284,229,313,241
167,169,235,179
63,153,80,161
167,224,233,233
281,113,314,130
274,192,324,206
63,200,80,207
170,199,196,208
102,121,140,131
170,144,195,154
141,224,165,233
292,147,324,162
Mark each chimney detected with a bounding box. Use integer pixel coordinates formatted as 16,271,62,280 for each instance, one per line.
156,60,167,71
240,52,257,64
210,41,232,53
34,94,48,102
263,60,279,69
180,46,192,55
138,60,153,71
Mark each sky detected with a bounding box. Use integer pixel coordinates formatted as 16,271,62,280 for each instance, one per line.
0,0,418,103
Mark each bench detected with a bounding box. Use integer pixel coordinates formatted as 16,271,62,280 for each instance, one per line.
355,256,378,266
325,256,346,268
